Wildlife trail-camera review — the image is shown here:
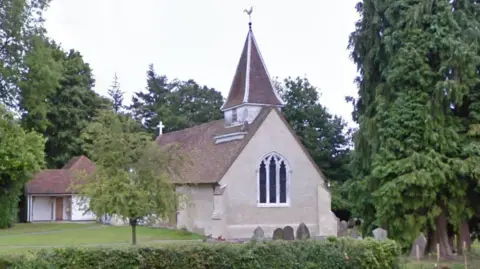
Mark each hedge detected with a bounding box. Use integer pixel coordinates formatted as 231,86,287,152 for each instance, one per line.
0,238,400,269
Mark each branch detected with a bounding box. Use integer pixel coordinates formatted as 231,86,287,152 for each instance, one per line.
0,36,11,54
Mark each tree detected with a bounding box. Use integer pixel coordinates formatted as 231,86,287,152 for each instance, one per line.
21,41,110,168
276,76,352,212
0,105,45,228
78,110,184,244
18,36,63,131
107,73,124,113
130,64,223,135
1,0,54,109
347,0,480,256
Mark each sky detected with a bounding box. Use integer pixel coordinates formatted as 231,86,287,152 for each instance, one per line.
44,0,360,126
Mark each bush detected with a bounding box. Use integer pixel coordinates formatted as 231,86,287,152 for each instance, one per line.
0,238,400,269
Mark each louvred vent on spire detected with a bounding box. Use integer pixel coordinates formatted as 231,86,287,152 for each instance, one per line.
221,28,284,111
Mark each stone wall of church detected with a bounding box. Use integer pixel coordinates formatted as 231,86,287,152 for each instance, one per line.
218,109,337,239
175,184,214,236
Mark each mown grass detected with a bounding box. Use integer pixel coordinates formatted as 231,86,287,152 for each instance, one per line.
0,223,203,254
399,241,480,268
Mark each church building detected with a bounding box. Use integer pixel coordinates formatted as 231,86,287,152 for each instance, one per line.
156,22,337,239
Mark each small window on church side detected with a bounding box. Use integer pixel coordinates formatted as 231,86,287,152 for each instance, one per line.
232,108,237,123
258,152,290,207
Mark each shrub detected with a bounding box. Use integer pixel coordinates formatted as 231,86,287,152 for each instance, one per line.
0,238,400,269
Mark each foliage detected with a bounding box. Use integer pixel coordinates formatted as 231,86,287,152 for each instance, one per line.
78,110,185,244
21,40,110,168
347,0,480,254
276,76,352,211
0,0,53,109
107,73,124,113
0,105,45,228
0,238,400,269
130,64,223,135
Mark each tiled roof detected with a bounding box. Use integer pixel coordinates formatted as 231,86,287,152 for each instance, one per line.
221,27,284,110
26,156,95,194
156,107,273,184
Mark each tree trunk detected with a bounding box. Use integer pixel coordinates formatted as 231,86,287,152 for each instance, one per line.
457,220,471,255
130,218,137,245
431,207,454,259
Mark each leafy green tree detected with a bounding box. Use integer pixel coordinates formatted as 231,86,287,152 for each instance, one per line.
1,0,54,109
276,76,352,212
21,41,110,168
19,36,63,131
107,73,124,113
130,64,223,135
348,0,480,256
78,110,184,244
0,105,45,228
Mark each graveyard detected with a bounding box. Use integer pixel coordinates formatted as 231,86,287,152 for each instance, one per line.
1,221,479,268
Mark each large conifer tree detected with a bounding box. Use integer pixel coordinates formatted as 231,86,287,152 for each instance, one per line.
348,0,480,257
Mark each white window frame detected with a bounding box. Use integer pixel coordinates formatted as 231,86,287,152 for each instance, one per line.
256,152,291,208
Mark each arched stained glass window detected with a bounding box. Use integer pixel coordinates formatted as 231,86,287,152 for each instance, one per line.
257,152,290,206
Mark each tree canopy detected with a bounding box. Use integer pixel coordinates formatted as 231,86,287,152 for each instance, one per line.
347,0,480,256
107,73,124,114
0,105,45,228
21,41,110,168
78,110,185,244
1,0,56,112
130,64,223,135
277,76,352,213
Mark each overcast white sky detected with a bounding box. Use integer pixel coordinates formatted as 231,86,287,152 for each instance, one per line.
44,0,360,126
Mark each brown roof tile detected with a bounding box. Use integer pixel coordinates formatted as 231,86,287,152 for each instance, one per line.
156,107,272,184
27,156,95,194
221,28,284,110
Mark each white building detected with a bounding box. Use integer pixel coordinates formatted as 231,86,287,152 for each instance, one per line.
26,156,96,222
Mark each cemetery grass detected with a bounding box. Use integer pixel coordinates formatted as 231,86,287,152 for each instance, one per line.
0,223,203,254
400,241,480,268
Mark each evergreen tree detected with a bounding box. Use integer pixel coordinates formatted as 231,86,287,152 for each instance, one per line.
107,73,124,113
348,0,480,256
130,64,223,135
277,76,352,213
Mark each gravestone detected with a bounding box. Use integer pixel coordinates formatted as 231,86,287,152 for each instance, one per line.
347,219,355,228
272,228,284,240
338,221,348,237
283,226,295,240
296,222,310,240
350,226,361,239
372,228,388,241
409,233,427,258
251,226,265,242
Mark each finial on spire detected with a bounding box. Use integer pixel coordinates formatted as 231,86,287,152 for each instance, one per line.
243,6,253,29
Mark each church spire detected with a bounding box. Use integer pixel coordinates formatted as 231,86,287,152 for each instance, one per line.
220,16,284,112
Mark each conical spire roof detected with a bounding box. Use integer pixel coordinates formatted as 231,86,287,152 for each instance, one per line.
221,25,284,111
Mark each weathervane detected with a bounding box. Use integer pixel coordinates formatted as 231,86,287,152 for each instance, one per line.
243,6,253,28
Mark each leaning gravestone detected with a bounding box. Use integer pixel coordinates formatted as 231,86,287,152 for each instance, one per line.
251,226,265,242
283,226,295,240
372,228,388,241
410,233,427,258
338,221,348,237
272,228,284,240
350,225,361,239
296,223,310,240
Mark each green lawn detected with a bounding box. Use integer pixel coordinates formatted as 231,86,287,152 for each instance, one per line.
0,223,203,254
400,241,480,268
